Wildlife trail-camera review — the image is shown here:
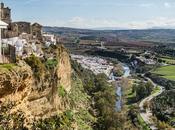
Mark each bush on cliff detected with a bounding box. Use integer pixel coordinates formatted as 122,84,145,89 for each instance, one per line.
25,54,45,81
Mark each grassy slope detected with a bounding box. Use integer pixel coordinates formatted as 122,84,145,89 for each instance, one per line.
0,63,17,70
153,65,175,81
137,114,151,130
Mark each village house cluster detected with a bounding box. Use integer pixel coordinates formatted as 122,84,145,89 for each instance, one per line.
136,51,157,65
0,3,57,63
71,54,113,76
43,33,58,47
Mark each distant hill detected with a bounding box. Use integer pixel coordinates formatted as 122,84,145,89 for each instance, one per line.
43,26,94,34
43,26,175,44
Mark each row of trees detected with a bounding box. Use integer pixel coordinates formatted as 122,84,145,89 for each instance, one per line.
132,81,154,102
71,60,125,130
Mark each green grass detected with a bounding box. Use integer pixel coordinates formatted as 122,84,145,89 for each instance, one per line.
0,63,16,71
151,86,161,94
153,65,175,81
170,117,175,126
58,85,66,97
45,59,58,70
125,86,137,105
125,88,136,99
137,114,151,130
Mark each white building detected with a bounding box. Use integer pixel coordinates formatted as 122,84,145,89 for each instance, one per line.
0,20,8,63
2,37,26,56
71,54,114,76
43,33,57,46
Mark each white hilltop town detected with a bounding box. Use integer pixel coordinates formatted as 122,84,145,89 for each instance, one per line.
71,54,114,76
0,2,58,63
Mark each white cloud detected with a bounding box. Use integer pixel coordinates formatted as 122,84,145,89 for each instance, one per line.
24,0,41,5
164,2,171,8
139,3,154,7
45,16,175,29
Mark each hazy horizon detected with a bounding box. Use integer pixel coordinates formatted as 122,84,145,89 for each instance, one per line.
2,0,175,29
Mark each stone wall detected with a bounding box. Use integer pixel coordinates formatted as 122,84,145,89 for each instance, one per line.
31,23,43,41
0,3,42,41
11,22,31,35
0,3,11,24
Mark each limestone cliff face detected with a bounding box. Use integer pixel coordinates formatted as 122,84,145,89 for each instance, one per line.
57,48,71,92
0,61,33,101
0,47,72,128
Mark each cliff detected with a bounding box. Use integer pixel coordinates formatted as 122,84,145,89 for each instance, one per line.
0,45,121,130
0,46,74,129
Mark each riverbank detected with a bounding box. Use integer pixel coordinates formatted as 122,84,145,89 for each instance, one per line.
116,64,130,111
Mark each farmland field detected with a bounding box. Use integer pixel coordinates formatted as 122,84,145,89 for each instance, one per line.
153,65,175,81
160,57,175,64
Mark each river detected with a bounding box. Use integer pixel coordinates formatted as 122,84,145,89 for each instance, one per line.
116,64,130,111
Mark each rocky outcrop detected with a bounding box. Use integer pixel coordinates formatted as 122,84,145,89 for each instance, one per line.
57,48,71,92
0,47,72,128
0,61,33,101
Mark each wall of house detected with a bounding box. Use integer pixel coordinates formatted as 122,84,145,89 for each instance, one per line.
11,22,31,35
1,44,16,63
31,23,42,41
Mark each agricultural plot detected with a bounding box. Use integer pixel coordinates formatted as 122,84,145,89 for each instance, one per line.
153,65,175,81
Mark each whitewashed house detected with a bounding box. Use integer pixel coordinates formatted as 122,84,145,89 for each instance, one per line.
43,33,57,46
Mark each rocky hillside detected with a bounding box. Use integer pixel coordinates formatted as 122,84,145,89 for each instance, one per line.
0,45,74,129
0,45,95,130
0,44,121,130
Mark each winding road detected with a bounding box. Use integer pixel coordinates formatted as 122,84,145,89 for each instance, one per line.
116,64,165,129
139,77,165,130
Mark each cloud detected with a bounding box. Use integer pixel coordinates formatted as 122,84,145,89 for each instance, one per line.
164,2,171,8
48,16,175,29
139,3,154,7
24,0,41,5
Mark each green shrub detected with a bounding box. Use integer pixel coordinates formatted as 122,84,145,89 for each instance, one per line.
25,54,45,80
45,59,58,70
33,110,75,130
58,85,66,97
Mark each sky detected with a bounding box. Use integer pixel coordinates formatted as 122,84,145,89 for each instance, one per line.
1,0,175,29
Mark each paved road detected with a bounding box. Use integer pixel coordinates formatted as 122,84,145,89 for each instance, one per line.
139,77,165,130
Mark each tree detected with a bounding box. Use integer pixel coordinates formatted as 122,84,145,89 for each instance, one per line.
74,37,80,49
135,81,154,101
